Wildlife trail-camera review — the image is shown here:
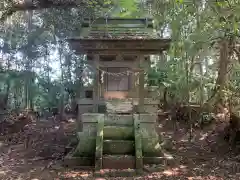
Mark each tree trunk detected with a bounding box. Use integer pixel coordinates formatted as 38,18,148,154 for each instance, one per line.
3,78,11,109
199,62,204,106
204,58,211,99
3,57,12,109
24,10,34,111
215,39,230,106
58,41,65,121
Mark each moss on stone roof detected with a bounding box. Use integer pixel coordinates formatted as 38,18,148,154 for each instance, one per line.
80,18,159,39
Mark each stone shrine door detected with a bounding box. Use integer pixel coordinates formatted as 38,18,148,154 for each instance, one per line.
103,67,131,99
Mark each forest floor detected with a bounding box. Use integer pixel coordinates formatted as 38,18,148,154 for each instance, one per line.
0,117,240,180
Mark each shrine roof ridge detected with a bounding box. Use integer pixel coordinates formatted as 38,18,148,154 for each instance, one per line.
82,17,154,28
67,37,171,42
82,17,153,23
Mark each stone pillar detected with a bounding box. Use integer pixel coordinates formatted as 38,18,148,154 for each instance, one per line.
100,71,104,98
138,55,145,113
73,113,103,157
144,56,150,89
93,54,99,113
134,114,163,157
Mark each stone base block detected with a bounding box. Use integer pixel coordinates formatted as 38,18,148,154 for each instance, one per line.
104,126,134,140
64,151,175,169
103,140,134,155
102,155,135,169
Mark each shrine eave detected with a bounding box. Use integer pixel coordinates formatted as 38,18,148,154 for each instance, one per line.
67,38,171,55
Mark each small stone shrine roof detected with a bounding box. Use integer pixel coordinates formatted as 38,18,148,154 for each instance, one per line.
79,17,157,39
67,18,171,55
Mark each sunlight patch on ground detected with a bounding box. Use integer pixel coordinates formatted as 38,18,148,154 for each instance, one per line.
199,133,209,141
0,170,7,175
163,152,174,159
54,126,60,130
162,168,181,176
67,118,75,123
187,176,224,180
180,137,189,142
0,141,4,149
63,171,90,178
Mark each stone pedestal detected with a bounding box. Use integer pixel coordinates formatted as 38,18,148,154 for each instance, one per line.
72,113,163,158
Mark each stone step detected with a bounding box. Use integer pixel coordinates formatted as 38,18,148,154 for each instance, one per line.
82,113,157,124
103,140,134,155
102,155,135,169
103,126,134,140
104,114,133,126
105,114,157,125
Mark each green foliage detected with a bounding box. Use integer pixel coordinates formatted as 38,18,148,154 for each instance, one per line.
147,0,240,105
111,0,149,18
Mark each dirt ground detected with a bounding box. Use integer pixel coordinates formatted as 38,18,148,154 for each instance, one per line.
0,118,240,180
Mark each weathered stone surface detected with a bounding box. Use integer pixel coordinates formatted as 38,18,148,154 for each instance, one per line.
77,98,94,105
106,99,133,113
98,104,106,113
102,155,135,169
104,126,134,140
73,133,96,157
82,123,97,136
81,113,104,135
95,116,104,170
72,106,164,167
141,138,163,156
77,98,159,115
134,118,143,169
103,140,134,154
143,104,158,113
82,113,104,122
105,114,133,126
137,114,157,123
134,114,163,156
132,98,159,105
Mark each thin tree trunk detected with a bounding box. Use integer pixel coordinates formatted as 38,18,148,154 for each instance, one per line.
25,10,34,111
199,62,204,106
59,41,65,121
215,39,230,106
204,58,210,99
3,58,11,109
